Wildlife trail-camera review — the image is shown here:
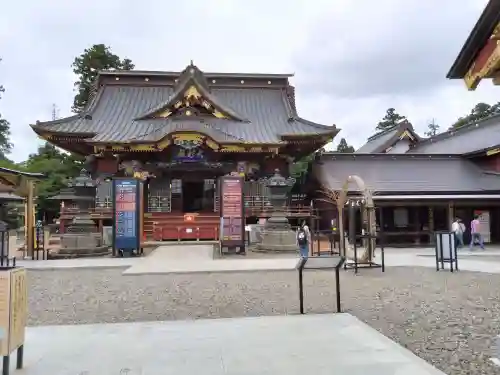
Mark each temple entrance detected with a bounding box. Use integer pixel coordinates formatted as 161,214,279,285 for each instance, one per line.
183,181,205,212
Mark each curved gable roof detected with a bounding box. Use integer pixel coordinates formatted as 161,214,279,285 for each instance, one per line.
356,121,420,153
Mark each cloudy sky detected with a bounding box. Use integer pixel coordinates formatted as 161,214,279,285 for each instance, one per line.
0,0,497,162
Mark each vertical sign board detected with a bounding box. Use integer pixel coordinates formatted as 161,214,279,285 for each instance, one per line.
0,268,27,356
112,179,141,254
220,176,245,247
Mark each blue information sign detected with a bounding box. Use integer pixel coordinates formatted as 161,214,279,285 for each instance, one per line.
112,179,140,253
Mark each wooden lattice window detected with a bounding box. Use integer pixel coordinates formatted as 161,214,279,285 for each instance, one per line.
148,178,172,212
96,180,112,208
170,179,182,211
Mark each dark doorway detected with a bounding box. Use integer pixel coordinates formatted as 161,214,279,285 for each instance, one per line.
183,181,205,212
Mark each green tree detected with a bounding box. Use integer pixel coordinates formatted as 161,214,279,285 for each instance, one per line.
23,143,83,221
289,153,314,179
335,138,355,153
424,119,440,137
376,108,407,131
0,58,13,159
72,44,135,113
451,102,500,129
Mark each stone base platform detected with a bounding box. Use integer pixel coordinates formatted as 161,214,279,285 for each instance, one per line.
17,314,445,374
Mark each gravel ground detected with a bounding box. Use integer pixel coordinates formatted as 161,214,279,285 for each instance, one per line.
28,266,500,375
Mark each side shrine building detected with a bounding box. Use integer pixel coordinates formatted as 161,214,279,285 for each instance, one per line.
310,3,500,248
314,116,500,247
32,63,337,241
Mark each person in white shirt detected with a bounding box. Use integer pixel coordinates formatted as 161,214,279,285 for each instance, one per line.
451,217,465,248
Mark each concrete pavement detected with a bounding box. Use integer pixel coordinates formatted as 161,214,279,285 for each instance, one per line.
16,314,445,375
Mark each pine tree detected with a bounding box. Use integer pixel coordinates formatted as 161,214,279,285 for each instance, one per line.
376,108,407,131
72,44,135,112
336,138,355,153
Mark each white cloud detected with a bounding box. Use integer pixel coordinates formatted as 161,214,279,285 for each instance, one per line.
0,0,496,161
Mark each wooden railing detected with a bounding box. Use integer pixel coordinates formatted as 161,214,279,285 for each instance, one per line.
245,205,312,217
144,212,220,241
60,207,112,218
60,205,313,218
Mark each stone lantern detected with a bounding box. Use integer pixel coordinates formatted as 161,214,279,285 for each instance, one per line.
51,169,109,258
255,169,298,252
51,169,97,214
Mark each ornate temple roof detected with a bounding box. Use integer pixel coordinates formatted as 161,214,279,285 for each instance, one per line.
447,0,500,79
31,63,337,147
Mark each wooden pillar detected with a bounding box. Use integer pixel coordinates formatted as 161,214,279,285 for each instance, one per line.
26,180,35,257
140,180,144,244
414,207,421,245
447,201,455,231
338,202,345,257
428,206,434,244
309,201,314,255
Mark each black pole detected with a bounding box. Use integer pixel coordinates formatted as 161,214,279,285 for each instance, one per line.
450,234,454,273
3,355,9,375
0,232,4,266
435,232,439,271
16,346,23,370
440,235,444,270
299,268,304,314
329,234,333,255
335,267,341,313
381,240,385,273
353,241,358,275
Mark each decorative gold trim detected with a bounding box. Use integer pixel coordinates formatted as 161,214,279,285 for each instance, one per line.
219,145,246,152
486,148,500,156
399,130,415,141
464,27,500,90
154,85,230,120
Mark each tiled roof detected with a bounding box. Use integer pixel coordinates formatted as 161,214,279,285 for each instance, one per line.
0,192,23,201
356,127,400,153
409,114,500,155
32,68,336,144
314,153,500,193
356,121,420,153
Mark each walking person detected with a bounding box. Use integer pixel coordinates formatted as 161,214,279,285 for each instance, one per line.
296,221,310,258
451,217,465,248
469,214,485,250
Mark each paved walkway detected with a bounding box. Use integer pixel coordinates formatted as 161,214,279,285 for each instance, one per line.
16,314,445,375
124,245,298,275
13,245,500,274
374,247,500,273
15,257,137,270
